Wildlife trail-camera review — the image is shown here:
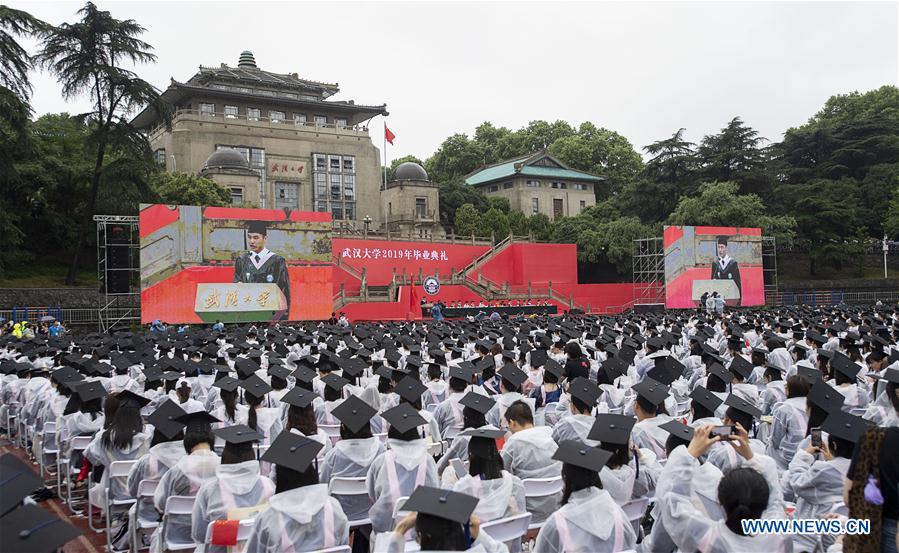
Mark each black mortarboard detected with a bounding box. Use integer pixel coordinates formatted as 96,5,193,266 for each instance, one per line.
322,373,349,393
831,353,861,379
822,411,869,444
147,399,187,440
331,395,377,433
498,364,527,387
632,377,669,406
661,419,695,441
0,454,46,516
552,440,613,472
381,402,427,433
280,386,318,409
807,381,845,413
543,359,565,380
459,391,495,414
797,364,821,383
448,365,472,381
588,413,636,445
568,377,601,407
395,375,427,403
214,425,264,458
880,368,899,385
460,426,505,457
174,411,220,432
116,389,150,409
401,486,479,525
291,366,317,384
647,356,680,386
74,380,108,403
213,376,241,392
267,365,292,380
246,220,268,236
241,374,273,397
0,503,81,552
723,394,762,418
600,357,628,379
729,356,753,380
235,359,259,379
708,363,733,383
336,357,367,379
260,432,323,472
529,349,549,369
690,385,723,412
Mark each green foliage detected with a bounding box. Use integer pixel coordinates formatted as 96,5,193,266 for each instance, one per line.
438,178,489,229
549,123,643,199
453,203,481,237
527,213,553,241
486,196,510,214
477,208,509,242
507,210,528,236
885,186,899,240
149,171,231,206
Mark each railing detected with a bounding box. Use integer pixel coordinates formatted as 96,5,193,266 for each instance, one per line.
385,210,438,224
0,307,138,327
459,235,514,276
768,289,899,306
149,109,371,138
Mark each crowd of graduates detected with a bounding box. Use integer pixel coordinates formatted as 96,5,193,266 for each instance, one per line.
2,304,899,553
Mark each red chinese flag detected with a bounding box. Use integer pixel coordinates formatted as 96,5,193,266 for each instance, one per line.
385,125,396,145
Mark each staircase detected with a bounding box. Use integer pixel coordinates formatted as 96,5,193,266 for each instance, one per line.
457,235,514,278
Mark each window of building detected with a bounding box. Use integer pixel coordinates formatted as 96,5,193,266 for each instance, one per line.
488,185,499,192
574,183,587,191
154,148,166,166
313,153,356,220
269,110,285,123
294,113,307,125
335,118,348,127
579,200,586,211
314,115,327,125
551,181,568,189
200,103,215,117
532,197,539,214
388,202,392,215
249,148,265,169
230,187,243,205
247,108,260,121
503,181,513,189
275,182,299,209
224,105,238,119
415,197,428,218
526,180,541,188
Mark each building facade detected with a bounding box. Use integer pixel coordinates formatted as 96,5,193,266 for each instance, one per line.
382,162,445,240
464,151,604,220
133,51,389,227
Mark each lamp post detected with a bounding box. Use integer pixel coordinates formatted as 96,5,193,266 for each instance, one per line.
884,235,889,279
363,215,372,239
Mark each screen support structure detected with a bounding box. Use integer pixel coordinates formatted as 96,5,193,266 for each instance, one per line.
632,237,665,306
762,236,778,304
94,215,141,333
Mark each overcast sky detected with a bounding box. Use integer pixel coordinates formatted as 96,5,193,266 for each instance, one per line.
13,1,899,163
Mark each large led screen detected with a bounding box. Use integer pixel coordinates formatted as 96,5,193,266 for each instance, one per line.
140,204,333,323
664,226,764,309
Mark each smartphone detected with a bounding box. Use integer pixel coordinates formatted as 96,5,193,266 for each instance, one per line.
811,427,822,448
712,425,736,440
451,458,467,480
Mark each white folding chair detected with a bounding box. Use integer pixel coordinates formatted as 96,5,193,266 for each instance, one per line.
130,479,160,552
204,518,256,549
522,476,563,531
480,512,532,548
328,476,372,529
303,547,351,553
163,495,197,551
426,441,444,457
392,495,410,528
621,497,649,535
320,424,341,446
64,435,93,513
105,460,138,550
39,426,59,480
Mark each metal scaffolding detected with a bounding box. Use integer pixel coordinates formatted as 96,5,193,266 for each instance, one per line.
632,237,665,306
762,236,778,304
94,215,141,332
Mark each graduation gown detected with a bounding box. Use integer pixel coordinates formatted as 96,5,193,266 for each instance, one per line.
242,484,348,553
711,256,742,302
151,449,221,553
365,438,439,533
766,396,809,470
500,426,562,524
232,250,291,317
319,436,384,521
784,449,852,553
533,487,637,553
127,441,186,524
451,471,526,523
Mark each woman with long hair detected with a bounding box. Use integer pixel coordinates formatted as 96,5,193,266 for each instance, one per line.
533,440,637,552
437,392,493,484
210,377,247,427
238,375,280,444
766,374,811,470
451,428,526,523
864,368,899,427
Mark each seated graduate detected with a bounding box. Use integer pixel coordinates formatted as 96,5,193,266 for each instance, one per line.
151,411,220,553
239,374,280,444
59,379,105,455
277,386,332,454
438,391,495,485
533,440,637,553
828,352,869,412
766,373,811,470
551,377,601,445
791,377,846,457
244,432,349,552
500,400,561,525
266,364,291,405
864,367,899,427
319,395,385,522
192,425,275,552
629,377,673,460
688,385,724,428
210,376,247,427
758,363,787,416
529,358,563,410
596,357,628,413
487,364,531,431
658,423,787,553
172,378,205,414
432,366,471,439
728,356,760,407
589,413,660,505
127,400,188,534
706,395,766,474
367,402,440,533
701,363,732,420
784,411,865,553
451,426,526,523
642,420,724,553
314,373,348,426
372,485,509,553
84,389,152,510
423,361,449,405
395,375,442,444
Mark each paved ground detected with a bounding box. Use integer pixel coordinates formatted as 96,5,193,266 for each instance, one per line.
1,439,109,553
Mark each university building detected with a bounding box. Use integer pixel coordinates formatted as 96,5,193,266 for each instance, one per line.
132,51,388,227
464,151,603,220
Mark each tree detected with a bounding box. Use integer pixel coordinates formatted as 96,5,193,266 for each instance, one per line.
424,134,484,184
38,2,170,284
642,128,696,184
507,210,528,236
149,171,231,206
885,186,899,240
697,117,771,196
528,213,553,241
473,122,512,165
0,5,47,100
438,178,489,229
549,123,643,199
453,203,481,237
478,208,509,242
486,196,510,213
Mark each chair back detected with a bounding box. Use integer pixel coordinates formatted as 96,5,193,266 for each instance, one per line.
328,476,367,497
480,512,532,544
522,476,563,498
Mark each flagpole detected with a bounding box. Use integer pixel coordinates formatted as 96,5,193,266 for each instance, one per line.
382,122,387,237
